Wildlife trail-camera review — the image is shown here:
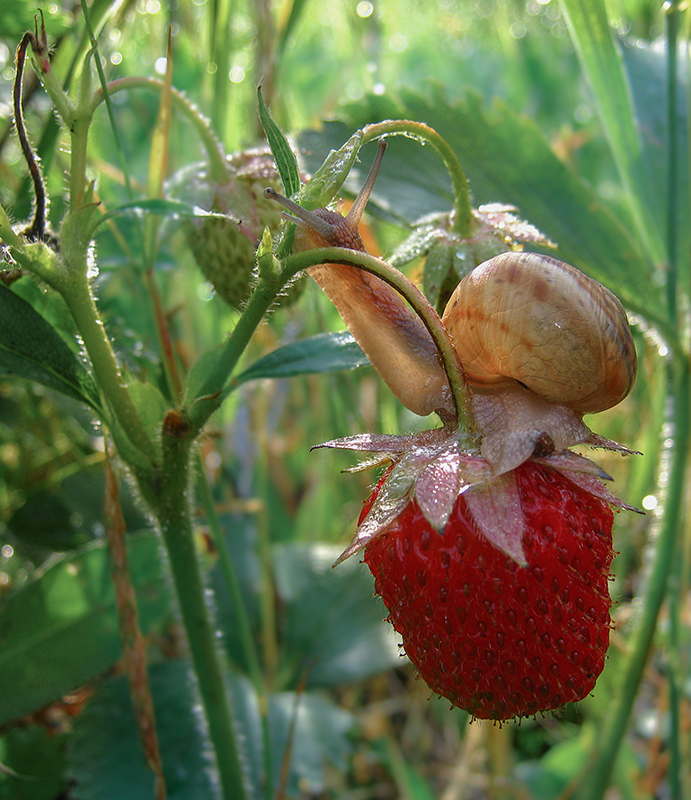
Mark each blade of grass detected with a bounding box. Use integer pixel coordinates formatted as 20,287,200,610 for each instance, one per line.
209,0,235,144
663,7,685,799
577,359,690,800
277,0,310,57
559,0,665,269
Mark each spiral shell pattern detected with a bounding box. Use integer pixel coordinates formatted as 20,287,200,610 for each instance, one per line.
442,252,636,414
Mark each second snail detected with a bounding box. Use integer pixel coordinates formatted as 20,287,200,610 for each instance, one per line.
267,137,639,720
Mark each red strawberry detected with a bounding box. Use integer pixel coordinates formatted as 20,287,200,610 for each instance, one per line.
361,459,615,720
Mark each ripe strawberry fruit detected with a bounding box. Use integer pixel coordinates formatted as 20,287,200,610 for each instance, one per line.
362,460,614,721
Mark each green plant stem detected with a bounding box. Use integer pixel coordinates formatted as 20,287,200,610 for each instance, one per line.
69,113,92,213
90,77,229,182
60,273,156,463
195,455,264,690
188,270,285,433
159,433,249,800
577,356,690,800
361,119,474,237
190,246,475,435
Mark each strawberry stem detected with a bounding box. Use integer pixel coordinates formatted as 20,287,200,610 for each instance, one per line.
361,120,473,238
89,77,229,183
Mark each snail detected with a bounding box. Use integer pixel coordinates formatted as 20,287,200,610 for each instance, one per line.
265,140,452,419
265,142,637,474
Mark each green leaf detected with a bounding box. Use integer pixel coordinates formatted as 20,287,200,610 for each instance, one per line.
0,284,103,414
213,539,401,690
257,87,301,197
8,278,82,355
65,660,217,800
65,662,355,800
622,38,690,295
298,130,364,210
229,673,356,799
235,331,369,385
0,726,69,800
271,543,402,688
0,532,172,727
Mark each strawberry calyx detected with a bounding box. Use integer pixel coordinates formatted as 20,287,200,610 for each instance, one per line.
316,426,641,567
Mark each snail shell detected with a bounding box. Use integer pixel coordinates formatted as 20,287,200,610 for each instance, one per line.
442,252,637,414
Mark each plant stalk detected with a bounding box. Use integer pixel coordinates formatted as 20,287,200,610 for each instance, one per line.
281,247,476,434
90,77,229,182
576,356,690,800
361,119,474,237
159,429,249,800
60,273,156,463
188,271,286,433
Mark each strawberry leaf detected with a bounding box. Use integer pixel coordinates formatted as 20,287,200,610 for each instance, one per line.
236,332,369,384
0,284,103,414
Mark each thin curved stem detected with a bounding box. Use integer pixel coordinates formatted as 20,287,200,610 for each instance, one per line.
361,120,474,237
90,77,228,182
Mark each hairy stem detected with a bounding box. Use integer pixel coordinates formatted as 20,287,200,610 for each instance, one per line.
159,429,249,800
188,269,285,432
90,77,228,182
361,119,473,237
60,272,156,463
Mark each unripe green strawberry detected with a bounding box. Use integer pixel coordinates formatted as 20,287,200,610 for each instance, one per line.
362,460,614,720
171,147,302,308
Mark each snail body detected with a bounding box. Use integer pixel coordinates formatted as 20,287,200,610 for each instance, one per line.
265,142,451,418
441,252,637,414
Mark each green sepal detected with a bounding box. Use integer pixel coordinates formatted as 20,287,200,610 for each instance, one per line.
126,380,168,452
257,87,301,197
297,130,363,210
0,203,23,248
